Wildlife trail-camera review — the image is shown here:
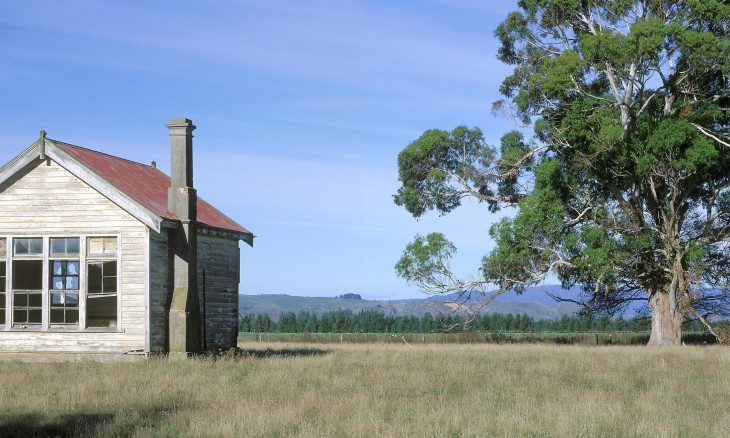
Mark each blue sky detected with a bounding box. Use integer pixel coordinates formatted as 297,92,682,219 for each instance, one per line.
0,0,520,300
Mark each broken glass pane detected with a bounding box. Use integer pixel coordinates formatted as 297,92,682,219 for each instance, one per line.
52,292,64,305
53,261,64,276
52,277,64,290
66,276,78,290
67,262,79,275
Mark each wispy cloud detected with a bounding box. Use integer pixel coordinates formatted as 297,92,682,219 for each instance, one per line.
0,0,510,91
0,0,521,298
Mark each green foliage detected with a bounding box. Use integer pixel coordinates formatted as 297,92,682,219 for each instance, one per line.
395,0,730,342
394,126,499,217
395,233,456,287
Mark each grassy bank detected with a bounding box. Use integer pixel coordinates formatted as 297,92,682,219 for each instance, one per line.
1,343,729,437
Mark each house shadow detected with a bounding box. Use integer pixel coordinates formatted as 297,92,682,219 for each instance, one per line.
0,412,114,438
0,403,185,437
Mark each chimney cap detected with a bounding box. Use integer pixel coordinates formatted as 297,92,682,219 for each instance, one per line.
166,118,195,128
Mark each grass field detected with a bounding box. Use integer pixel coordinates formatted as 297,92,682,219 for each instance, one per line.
1,343,729,437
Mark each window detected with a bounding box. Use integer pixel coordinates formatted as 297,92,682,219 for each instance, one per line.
87,237,118,327
87,237,117,257
3,235,120,330
50,237,80,325
51,237,80,256
14,238,42,256
0,238,6,325
13,260,43,325
50,261,80,325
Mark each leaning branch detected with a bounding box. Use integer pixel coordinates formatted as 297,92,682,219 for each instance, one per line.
691,123,730,149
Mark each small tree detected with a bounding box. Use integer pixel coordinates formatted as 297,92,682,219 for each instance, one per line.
395,0,730,345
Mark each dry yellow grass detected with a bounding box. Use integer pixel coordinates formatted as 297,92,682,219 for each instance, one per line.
0,343,729,437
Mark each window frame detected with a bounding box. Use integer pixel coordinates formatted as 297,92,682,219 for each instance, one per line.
49,240,81,327
86,236,120,329
0,234,121,332
11,238,46,328
0,238,7,326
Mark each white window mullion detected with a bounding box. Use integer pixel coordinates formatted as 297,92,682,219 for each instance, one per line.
116,233,121,329
6,237,13,328
41,236,49,330
80,236,87,330
1,237,8,330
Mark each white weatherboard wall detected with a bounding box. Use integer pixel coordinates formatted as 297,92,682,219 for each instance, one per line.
0,159,147,353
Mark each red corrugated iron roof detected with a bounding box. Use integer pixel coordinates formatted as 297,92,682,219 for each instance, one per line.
53,141,251,236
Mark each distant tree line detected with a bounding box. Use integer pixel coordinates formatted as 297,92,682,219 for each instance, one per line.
238,309,713,334
337,293,362,300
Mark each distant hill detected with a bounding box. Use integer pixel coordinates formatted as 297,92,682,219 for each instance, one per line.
239,288,580,321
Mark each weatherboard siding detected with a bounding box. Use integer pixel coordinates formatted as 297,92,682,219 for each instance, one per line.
148,230,170,353
0,160,147,354
198,234,239,351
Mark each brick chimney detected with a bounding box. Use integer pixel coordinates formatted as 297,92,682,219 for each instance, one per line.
166,118,201,357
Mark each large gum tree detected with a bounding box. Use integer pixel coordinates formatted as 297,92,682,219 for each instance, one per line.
394,0,730,345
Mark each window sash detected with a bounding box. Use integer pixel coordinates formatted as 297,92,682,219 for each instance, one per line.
49,260,80,325
87,237,117,257
13,238,43,256
50,238,80,257
3,235,120,330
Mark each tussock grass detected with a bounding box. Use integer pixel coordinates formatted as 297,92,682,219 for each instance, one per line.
1,344,729,437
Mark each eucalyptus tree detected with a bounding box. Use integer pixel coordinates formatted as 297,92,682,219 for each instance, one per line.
394,0,730,345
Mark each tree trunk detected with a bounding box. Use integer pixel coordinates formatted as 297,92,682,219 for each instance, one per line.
647,290,683,346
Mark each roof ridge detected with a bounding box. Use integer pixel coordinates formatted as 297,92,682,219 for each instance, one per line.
52,140,157,169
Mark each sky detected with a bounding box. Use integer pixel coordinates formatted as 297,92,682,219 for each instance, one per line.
0,0,522,300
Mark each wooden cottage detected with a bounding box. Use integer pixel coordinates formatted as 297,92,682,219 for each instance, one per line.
0,119,253,358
